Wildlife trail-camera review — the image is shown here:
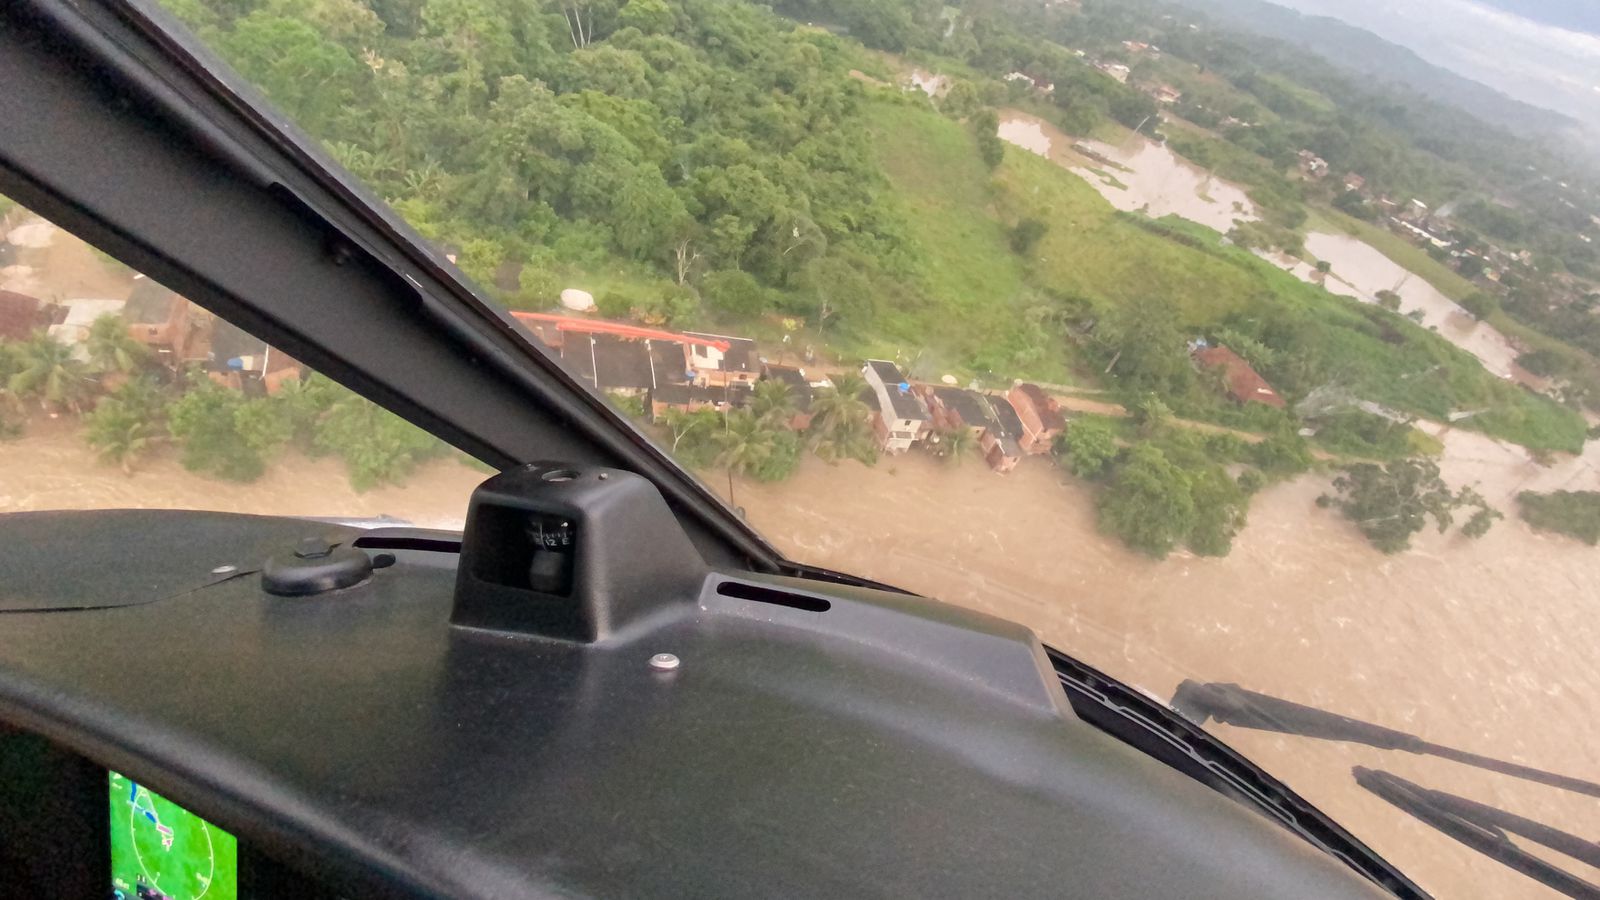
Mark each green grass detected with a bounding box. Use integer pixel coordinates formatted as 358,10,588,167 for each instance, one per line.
1309,206,1477,302
862,100,1041,370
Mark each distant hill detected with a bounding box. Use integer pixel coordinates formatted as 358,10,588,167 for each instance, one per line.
1163,0,1577,134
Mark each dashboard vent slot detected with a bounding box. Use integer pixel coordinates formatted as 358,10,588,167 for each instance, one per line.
716,580,831,613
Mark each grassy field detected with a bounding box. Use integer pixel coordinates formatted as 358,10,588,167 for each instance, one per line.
860,100,1047,377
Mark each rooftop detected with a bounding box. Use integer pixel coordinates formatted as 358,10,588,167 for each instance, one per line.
124,277,181,325
866,360,928,422
985,395,1025,458
1015,383,1067,430
932,386,998,431
762,365,815,412
589,335,655,391
1193,345,1285,409
685,332,759,372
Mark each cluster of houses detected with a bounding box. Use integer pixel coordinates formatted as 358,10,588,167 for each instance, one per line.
1293,153,1537,283
0,277,302,392
518,311,1290,473
513,311,1082,473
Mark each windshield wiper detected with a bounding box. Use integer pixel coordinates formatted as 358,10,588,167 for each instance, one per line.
1355,768,1600,900
1044,649,1426,898
1173,681,1600,898
1172,681,1600,798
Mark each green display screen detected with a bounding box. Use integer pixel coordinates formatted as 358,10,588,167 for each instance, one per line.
109,771,237,900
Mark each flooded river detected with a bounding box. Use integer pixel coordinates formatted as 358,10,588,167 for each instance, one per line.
997,110,1257,233
6,405,1596,896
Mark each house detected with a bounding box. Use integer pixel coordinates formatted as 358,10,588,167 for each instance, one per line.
1152,84,1182,105
0,290,43,340
761,364,824,431
917,385,993,436
123,276,190,353
862,359,929,453
981,394,1025,472
1400,198,1429,223
46,297,125,350
1193,345,1285,408
1296,150,1328,178
1096,62,1131,84
590,335,655,397
209,318,303,394
647,382,751,419
683,331,760,388
1342,173,1366,193
1121,40,1150,53
1006,383,1067,454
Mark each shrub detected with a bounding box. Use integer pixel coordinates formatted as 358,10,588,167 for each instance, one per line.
1516,490,1600,545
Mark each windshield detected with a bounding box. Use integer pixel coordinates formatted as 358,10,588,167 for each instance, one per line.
7,0,1600,895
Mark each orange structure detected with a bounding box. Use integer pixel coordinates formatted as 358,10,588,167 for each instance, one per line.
509,312,731,352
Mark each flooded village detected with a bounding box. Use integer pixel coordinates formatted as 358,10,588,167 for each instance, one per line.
4,59,1600,899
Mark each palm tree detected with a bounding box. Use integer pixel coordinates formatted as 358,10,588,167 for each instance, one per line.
85,378,167,474
751,379,794,428
934,426,977,466
714,409,776,505
86,314,149,375
9,334,91,413
807,372,869,436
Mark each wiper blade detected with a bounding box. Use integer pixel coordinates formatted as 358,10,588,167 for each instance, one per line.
1045,649,1426,899
1356,767,1600,900
1173,681,1600,799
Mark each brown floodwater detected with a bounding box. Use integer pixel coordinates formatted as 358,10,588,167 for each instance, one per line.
718,435,1600,900
996,110,1258,233
1296,232,1538,385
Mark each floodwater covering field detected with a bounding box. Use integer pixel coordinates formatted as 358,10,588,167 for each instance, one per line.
998,110,1257,233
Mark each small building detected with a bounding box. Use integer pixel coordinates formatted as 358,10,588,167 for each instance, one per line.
981,394,1025,473
683,332,760,389
761,364,823,431
1097,62,1131,84
1007,383,1067,454
862,359,929,453
919,385,996,437
647,382,751,419
591,335,655,397
0,290,43,340
1152,84,1182,105
1193,345,1285,408
46,298,125,350
124,276,190,353
1296,150,1328,178
1400,198,1429,223
209,318,303,394
1342,173,1367,193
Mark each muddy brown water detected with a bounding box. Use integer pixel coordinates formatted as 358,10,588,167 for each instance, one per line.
997,110,1258,234
6,413,1596,897
1295,232,1538,386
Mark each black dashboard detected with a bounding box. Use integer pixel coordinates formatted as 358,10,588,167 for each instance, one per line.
0,472,1388,899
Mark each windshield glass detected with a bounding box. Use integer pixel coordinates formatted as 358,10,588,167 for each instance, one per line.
10,0,1600,895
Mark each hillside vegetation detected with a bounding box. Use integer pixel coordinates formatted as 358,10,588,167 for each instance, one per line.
158,0,1585,453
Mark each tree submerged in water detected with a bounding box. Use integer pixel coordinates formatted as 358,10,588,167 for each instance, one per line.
1318,458,1500,553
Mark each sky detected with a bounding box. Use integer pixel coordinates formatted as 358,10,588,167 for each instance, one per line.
1265,0,1600,137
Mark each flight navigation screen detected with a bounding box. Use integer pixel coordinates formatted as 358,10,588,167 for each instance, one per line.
109,771,237,900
